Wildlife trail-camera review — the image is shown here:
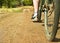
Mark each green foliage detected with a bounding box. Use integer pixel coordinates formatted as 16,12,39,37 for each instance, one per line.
0,0,2,8
0,0,33,8
23,0,33,6
8,0,19,8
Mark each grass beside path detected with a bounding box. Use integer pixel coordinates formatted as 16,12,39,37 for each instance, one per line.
0,6,33,13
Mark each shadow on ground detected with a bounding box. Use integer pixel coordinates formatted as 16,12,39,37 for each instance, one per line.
53,38,60,42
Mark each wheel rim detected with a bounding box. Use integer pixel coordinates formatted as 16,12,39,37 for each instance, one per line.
44,2,55,40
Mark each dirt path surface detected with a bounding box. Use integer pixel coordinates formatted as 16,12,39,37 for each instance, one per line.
0,7,60,43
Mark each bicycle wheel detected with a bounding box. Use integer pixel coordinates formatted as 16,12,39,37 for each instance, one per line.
44,0,60,41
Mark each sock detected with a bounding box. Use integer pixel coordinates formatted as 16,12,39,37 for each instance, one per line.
33,12,37,17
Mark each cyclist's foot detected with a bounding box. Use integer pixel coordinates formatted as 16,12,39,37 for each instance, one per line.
31,14,38,21
31,12,42,22
31,12,38,21
31,15,42,22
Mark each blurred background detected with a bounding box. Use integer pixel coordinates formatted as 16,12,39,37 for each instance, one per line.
0,0,33,8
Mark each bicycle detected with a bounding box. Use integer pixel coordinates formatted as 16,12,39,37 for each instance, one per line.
37,0,60,41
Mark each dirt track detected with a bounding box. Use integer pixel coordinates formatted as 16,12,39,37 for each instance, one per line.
0,7,60,43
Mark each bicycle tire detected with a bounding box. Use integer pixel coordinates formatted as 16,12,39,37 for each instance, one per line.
44,0,60,41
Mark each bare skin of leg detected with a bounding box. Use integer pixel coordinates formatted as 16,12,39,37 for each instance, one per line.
33,0,39,13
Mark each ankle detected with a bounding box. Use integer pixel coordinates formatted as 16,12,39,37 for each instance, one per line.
33,12,38,17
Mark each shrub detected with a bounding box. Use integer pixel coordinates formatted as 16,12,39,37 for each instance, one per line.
0,0,33,8
23,0,33,6
7,0,19,8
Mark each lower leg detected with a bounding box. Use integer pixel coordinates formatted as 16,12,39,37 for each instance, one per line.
33,0,39,13
31,0,39,21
